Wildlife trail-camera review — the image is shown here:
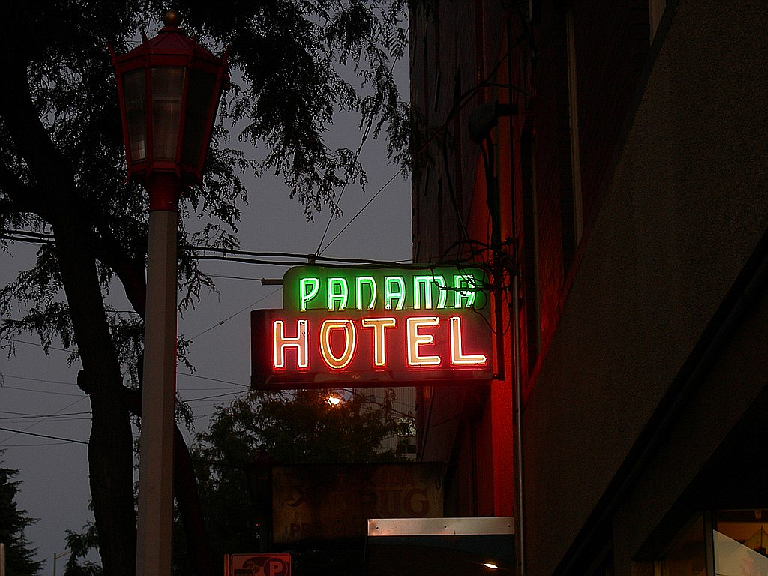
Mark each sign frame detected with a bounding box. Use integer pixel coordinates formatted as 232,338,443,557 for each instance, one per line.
251,265,493,390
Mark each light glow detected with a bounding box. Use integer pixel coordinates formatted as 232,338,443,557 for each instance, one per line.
406,316,441,366
361,317,397,366
319,319,356,369
273,319,308,369
450,316,488,366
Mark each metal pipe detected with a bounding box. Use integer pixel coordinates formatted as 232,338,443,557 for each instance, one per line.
512,273,525,576
507,16,526,575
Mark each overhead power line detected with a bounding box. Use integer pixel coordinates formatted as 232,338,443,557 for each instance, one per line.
181,391,241,403
0,426,88,445
0,411,91,420
2,373,78,387
319,166,407,254
1,442,74,448
178,372,249,388
2,384,83,397
188,246,413,267
186,287,281,340
0,396,88,446
2,230,417,267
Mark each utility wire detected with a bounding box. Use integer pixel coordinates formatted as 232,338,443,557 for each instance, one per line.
319,165,407,255
178,372,249,388
1,373,78,387
0,396,88,446
189,246,412,267
1,442,74,448
3,231,415,267
0,412,91,421
4,339,70,354
1,384,83,397
186,287,281,340
181,391,241,403
0,426,87,445
204,273,264,281
316,112,375,255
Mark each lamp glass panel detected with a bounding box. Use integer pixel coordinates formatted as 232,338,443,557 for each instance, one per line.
151,67,185,161
181,69,218,168
122,69,147,162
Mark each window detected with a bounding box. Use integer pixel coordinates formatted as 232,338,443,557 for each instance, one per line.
653,509,768,575
713,510,768,575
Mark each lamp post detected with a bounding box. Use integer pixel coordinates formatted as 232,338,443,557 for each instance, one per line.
111,11,228,576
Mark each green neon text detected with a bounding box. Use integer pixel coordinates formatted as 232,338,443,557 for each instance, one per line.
300,278,320,311
294,271,482,312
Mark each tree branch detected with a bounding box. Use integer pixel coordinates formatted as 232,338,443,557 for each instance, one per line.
0,61,76,219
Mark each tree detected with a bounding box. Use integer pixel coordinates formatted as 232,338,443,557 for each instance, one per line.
0,2,409,576
179,388,411,575
198,388,410,465
63,521,102,576
0,455,42,576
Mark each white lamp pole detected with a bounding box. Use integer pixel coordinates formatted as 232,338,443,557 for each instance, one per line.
111,11,227,576
135,174,181,576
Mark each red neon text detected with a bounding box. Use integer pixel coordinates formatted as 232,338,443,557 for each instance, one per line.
271,316,487,371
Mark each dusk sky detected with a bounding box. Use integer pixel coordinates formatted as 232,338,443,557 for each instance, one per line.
0,104,412,572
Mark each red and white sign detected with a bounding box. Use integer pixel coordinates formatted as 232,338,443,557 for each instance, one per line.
251,309,492,388
225,553,291,576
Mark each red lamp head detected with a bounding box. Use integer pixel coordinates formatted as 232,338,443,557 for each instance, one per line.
111,11,228,188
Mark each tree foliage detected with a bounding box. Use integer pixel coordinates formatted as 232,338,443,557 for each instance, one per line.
63,521,102,576
0,456,41,576
198,388,410,466
179,388,411,575
0,2,409,576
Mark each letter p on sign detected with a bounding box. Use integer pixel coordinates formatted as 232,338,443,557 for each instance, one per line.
268,558,289,576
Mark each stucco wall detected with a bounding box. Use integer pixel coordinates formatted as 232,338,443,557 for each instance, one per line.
521,0,768,574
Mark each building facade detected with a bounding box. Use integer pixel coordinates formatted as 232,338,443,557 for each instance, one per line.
410,0,768,574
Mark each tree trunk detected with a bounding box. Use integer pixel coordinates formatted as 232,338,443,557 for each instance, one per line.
175,427,215,576
54,220,137,576
0,54,138,576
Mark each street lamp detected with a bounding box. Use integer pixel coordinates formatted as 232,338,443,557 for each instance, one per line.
111,10,228,576
111,9,228,192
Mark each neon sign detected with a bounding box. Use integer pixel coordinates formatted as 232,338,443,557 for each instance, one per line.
284,266,485,312
251,266,492,389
